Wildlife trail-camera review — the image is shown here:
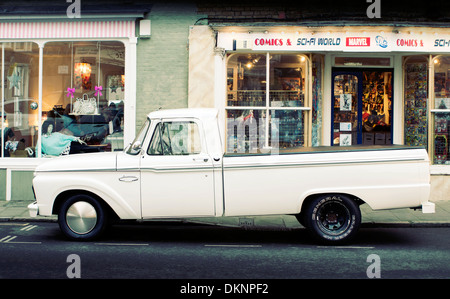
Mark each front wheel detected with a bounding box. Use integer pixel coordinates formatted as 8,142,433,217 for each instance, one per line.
304,195,361,244
58,194,108,241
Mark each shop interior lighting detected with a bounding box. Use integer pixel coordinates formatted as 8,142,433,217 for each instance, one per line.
75,62,91,76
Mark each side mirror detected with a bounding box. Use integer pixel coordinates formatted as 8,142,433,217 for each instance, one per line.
130,140,142,154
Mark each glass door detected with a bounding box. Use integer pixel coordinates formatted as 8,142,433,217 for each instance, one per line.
332,69,393,146
332,72,361,146
361,70,393,146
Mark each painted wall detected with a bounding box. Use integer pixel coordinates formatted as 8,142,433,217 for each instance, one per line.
135,1,202,131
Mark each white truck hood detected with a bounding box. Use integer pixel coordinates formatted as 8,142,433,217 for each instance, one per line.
35,152,117,173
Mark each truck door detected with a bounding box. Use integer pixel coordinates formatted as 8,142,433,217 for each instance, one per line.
140,119,216,218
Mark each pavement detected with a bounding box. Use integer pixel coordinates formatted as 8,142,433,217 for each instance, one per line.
1,198,450,229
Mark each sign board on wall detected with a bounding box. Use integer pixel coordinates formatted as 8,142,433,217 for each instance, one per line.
218,30,450,53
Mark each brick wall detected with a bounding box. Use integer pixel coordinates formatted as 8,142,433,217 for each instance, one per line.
135,1,202,129
196,0,450,24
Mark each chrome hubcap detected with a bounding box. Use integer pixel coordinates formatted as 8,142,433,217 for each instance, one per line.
66,201,97,235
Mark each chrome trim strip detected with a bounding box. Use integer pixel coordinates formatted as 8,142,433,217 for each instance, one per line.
223,158,426,170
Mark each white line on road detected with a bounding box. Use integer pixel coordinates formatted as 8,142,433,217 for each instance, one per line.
20,225,38,232
317,246,375,249
4,241,42,244
0,223,28,226
0,235,41,244
0,235,17,243
204,244,262,248
95,243,149,246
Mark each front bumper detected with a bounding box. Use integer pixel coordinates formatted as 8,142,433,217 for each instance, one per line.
28,202,39,217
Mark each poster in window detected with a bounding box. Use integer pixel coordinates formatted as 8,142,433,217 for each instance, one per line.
340,134,352,146
340,94,352,111
436,98,450,109
340,122,352,131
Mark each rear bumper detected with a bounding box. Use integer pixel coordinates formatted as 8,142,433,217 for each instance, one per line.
28,202,39,217
422,201,435,214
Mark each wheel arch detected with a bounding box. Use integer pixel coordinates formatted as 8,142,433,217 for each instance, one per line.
52,190,119,221
298,192,365,218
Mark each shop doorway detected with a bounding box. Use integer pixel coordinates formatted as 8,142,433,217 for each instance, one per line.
332,68,393,146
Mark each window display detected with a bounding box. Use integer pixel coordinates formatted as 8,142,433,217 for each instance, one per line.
226,53,311,153
404,57,428,147
311,55,323,146
1,42,39,158
41,41,125,156
0,41,125,158
432,55,450,165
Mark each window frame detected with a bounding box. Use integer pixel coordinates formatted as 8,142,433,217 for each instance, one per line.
430,54,450,166
225,52,313,152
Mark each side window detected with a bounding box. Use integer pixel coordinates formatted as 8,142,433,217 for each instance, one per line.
147,123,163,155
147,121,202,155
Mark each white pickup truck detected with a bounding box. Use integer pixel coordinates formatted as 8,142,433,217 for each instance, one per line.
29,108,435,244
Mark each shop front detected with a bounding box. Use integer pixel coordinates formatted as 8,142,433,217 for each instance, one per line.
205,26,450,178
0,19,139,201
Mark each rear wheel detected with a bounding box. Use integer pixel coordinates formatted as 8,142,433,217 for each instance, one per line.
58,194,108,241
303,194,361,244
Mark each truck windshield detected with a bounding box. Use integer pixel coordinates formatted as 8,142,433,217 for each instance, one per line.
126,119,150,155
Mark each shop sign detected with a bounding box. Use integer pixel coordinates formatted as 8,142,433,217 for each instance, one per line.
434,39,450,48
346,37,370,46
218,31,450,53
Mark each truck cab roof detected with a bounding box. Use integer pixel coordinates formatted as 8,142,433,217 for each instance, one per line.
148,108,218,121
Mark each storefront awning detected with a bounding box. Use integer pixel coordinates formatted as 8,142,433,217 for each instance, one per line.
0,20,136,39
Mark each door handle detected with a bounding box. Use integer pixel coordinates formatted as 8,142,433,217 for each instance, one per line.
119,175,139,182
193,157,209,163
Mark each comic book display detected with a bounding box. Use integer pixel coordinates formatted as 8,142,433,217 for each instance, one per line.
404,62,428,146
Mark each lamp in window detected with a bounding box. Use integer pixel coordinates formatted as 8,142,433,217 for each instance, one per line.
74,62,92,90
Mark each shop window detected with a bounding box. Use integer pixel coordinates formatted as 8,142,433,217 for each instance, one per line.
432,55,450,165
404,56,428,147
42,41,125,156
1,42,39,158
226,53,310,154
311,54,323,146
0,41,125,158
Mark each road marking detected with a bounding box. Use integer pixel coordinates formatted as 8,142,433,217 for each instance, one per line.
4,241,41,244
20,225,38,231
0,235,16,243
0,222,29,226
95,243,149,246
204,244,262,248
317,246,375,249
0,235,41,244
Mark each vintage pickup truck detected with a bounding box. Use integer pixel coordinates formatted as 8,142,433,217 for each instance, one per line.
29,108,435,244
